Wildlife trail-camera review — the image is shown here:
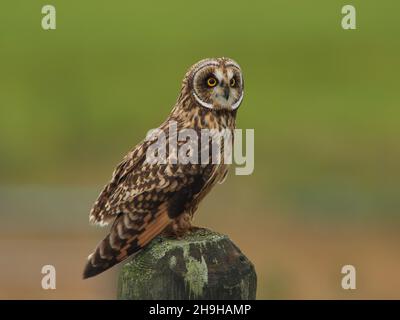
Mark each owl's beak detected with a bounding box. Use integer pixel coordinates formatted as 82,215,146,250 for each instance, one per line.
223,87,230,100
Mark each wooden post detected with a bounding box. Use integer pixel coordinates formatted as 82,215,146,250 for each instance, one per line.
117,228,257,300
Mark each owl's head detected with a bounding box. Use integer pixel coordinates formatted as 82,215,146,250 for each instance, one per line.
185,57,244,111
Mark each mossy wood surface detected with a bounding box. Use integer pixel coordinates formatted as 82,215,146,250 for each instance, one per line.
117,228,257,300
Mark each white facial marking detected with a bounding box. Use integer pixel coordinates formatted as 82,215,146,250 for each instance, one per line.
193,91,214,109
225,61,242,71
192,61,219,78
214,69,224,82
227,69,234,80
231,90,244,110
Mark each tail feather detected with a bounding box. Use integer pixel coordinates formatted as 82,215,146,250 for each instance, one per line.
83,204,171,279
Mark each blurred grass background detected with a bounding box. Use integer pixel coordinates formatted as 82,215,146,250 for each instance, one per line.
0,0,399,299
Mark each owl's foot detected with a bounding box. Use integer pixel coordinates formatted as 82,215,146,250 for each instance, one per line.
188,225,200,232
163,213,192,239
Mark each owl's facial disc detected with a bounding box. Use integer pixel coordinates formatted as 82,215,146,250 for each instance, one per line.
192,61,243,111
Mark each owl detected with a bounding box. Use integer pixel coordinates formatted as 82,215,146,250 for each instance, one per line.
83,57,244,278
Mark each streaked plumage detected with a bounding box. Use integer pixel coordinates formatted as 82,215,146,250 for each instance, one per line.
83,57,244,278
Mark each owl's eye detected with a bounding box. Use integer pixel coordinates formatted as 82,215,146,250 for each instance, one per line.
230,78,236,87
206,77,218,87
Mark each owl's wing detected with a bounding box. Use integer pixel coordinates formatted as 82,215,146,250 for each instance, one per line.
89,139,152,226
83,161,206,278
84,124,227,278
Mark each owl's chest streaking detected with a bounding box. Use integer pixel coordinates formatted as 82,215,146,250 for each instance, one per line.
167,105,236,215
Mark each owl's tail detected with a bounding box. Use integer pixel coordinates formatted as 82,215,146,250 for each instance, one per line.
83,205,172,279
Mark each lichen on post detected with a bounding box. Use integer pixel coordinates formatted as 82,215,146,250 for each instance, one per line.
117,228,257,300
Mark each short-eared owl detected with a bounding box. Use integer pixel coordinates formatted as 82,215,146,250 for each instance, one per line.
83,57,244,278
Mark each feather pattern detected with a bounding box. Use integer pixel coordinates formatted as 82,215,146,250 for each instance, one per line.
83,57,243,278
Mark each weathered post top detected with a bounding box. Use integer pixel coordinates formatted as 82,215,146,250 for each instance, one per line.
117,228,257,300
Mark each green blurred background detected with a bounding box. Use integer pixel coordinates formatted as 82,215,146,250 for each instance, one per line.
1,0,399,299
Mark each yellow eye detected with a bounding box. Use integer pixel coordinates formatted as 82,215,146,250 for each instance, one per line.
207,77,218,87
230,78,236,87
